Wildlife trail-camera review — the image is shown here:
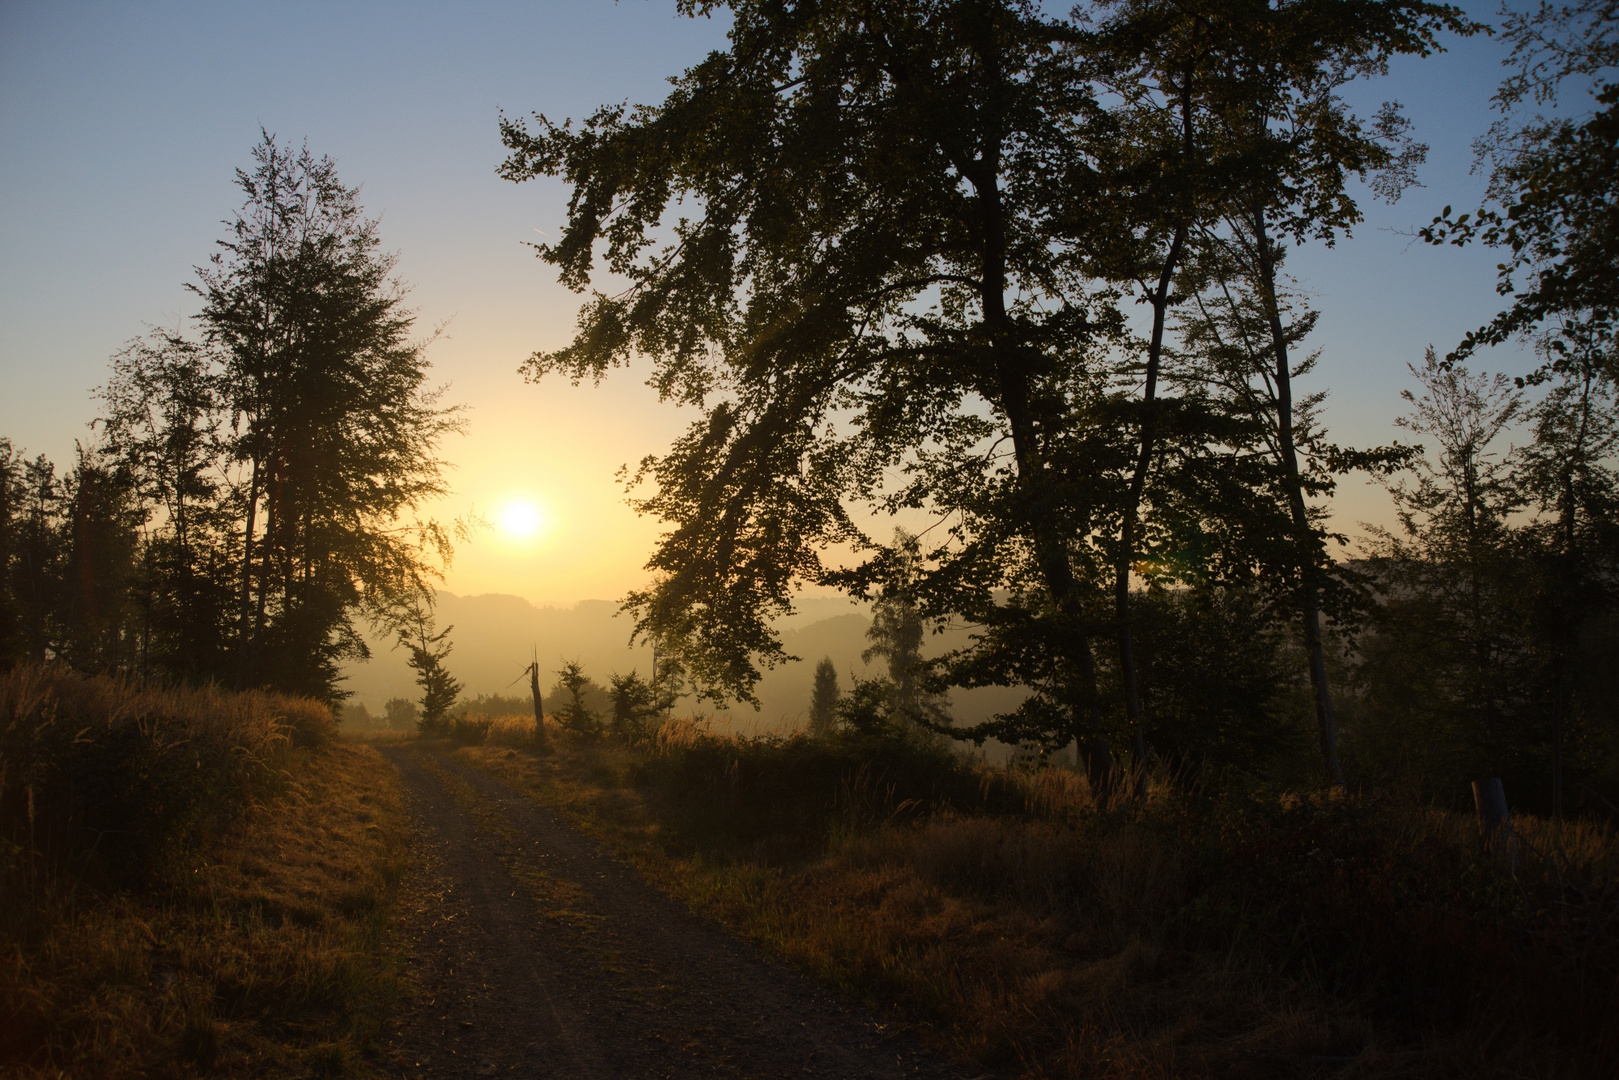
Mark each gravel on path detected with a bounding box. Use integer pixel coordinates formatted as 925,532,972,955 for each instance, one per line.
378,745,966,1080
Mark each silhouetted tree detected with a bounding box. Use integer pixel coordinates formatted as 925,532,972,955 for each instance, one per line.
99,332,237,680
501,0,1467,794
608,670,659,741
555,661,602,737
808,657,839,737
1169,0,1468,782
501,0,1132,791
0,441,30,665
1424,0,1618,359
384,696,419,731
863,532,949,731
400,611,462,735
197,132,462,702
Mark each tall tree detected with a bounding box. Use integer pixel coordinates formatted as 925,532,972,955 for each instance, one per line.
501,0,1133,791
1515,319,1618,814
196,133,462,702
99,332,237,680
863,531,950,729
1354,349,1527,791
0,441,28,665
1086,0,1241,787
1182,0,1469,783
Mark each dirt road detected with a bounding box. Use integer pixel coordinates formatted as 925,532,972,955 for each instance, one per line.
378,745,964,1079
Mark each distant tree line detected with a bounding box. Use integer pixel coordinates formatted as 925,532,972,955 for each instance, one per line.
501,0,1617,812
0,133,462,706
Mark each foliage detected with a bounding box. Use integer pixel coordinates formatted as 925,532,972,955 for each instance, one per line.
607,670,662,742
98,333,239,682
383,696,419,731
192,133,464,702
397,607,462,735
1350,336,1619,811
499,0,1132,757
861,531,950,732
1422,0,1618,357
3,134,462,707
553,661,603,738
807,656,839,737
0,442,145,673
500,0,1471,794
1108,584,1304,778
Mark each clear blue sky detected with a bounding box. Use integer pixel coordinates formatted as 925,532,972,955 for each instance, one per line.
0,1,1532,602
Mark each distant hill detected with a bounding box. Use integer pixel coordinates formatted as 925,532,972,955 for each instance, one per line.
342,591,1026,735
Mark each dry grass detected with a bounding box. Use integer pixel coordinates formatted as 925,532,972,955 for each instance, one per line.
1,740,406,1078
0,666,406,1078
455,726,1619,1079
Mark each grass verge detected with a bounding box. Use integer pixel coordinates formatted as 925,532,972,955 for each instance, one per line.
450,715,1618,1080
2,666,407,1078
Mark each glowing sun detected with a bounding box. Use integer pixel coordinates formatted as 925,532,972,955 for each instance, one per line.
498,500,544,538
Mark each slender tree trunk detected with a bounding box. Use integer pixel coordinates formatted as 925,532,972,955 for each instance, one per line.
1252,210,1344,786
1116,227,1185,796
249,469,278,685
530,658,549,751
234,458,260,688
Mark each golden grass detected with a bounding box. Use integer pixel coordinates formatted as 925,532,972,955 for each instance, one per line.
0,737,407,1078
453,727,1619,1079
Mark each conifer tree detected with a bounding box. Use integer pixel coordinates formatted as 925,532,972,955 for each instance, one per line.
400,612,462,734
808,657,839,737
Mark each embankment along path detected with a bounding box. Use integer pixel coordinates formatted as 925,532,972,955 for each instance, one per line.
380,745,963,1079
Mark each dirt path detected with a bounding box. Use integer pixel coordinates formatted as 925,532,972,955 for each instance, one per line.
378,745,964,1080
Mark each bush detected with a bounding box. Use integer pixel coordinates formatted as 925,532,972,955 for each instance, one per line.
629,723,1038,861
450,715,492,746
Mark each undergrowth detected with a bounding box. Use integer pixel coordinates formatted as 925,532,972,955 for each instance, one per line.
456,715,1619,1079
0,666,405,1078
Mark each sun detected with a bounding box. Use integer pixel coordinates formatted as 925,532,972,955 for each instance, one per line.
498,500,544,539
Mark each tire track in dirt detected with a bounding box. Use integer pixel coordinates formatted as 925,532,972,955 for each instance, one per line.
379,745,963,1079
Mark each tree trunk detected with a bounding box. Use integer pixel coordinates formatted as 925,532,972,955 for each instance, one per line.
1116,226,1185,797
530,658,549,752
970,146,1115,807
1252,210,1344,786
234,458,259,689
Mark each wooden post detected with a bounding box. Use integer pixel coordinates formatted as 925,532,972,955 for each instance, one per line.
529,652,549,752
1472,778,1515,870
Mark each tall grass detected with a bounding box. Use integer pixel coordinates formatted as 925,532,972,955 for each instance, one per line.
0,665,404,1078
1,664,334,919
464,723,1619,1077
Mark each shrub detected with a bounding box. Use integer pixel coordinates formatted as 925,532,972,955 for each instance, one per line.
450,715,492,746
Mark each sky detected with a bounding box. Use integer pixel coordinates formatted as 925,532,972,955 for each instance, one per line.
0,0,1538,608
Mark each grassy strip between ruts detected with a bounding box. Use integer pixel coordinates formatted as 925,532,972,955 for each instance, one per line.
1,739,408,1078
449,719,1619,1080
